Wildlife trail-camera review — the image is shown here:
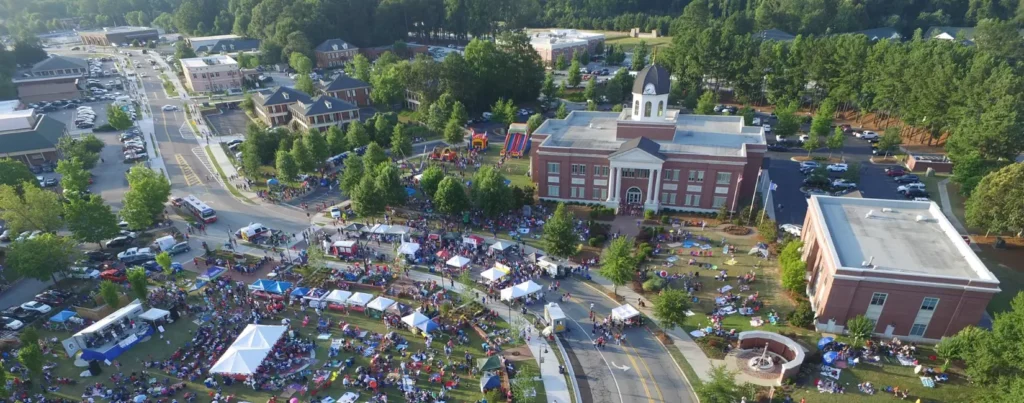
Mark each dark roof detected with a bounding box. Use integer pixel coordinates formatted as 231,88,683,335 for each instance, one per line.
32,55,88,72
609,137,665,160
197,38,260,54
0,115,67,154
256,86,312,106
854,27,902,41
757,29,796,42
320,75,370,91
632,65,671,95
293,95,358,117
315,39,356,53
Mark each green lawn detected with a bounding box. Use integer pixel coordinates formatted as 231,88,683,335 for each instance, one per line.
605,35,673,51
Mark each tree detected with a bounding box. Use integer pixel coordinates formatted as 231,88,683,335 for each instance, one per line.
809,99,836,139
597,236,635,294
434,176,469,216
937,326,985,371
5,234,78,282
652,288,691,330
941,292,1024,396
174,41,196,60
64,195,120,248
294,75,315,95
123,166,171,230
352,174,383,217
632,40,649,71
567,59,582,88
740,106,755,125
373,163,406,207
450,102,469,127
696,366,743,403
56,157,91,194
842,162,862,183
541,73,557,102
757,218,779,242
304,130,330,163
346,121,370,148
363,142,388,169
155,252,174,276
326,126,347,155
845,315,875,346
826,127,846,159
876,127,903,158
370,63,405,107
0,182,63,233
127,267,149,304
586,101,597,111
275,150,298,181
695,91,718,115
100,280,121,309
773,102,801,139
802,133,822,156
18,343,43,391
470,166,513,217
442,118,465,146
779,241,807,293
289,53,313,74
966,163,1024,236
373,114,394,147
584,77,598,101
291,137,315,172
241,142,262,177
57,137,99,169
19,327,38,347
555,54,568,70
349,54,371,82
0,158,36,189
490,98,516,126
107,106,134,131
556,103,568,119
527,114,545,134
419,166,445,199
339,155,365,195
509,364,540,402
427,93,455,134
391,123,413,158
240,93,255,114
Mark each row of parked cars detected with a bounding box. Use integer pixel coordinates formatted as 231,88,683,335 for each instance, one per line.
74,105,99,129
2,290,73,331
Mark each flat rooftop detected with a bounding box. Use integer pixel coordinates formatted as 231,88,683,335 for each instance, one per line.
180,55,237,68
530,29,604,47
810,196,996,281
81,26,155,34
534,110,766,157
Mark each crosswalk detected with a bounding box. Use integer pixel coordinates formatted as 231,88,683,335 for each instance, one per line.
180,122,197,140
174,153,203,187
190,146,223,185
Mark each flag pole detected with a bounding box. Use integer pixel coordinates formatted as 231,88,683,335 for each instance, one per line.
748,168,762,222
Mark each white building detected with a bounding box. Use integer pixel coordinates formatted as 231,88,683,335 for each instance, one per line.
529,29,605,65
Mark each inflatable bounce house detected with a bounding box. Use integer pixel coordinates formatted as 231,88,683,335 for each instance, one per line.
471,129,488,151
501,123,530,158
429,146,458,162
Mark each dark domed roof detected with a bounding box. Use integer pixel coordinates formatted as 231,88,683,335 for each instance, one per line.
632,64,671,95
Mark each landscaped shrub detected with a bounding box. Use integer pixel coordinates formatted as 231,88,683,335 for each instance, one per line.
789,299,814,328
644,209,655,220
642,277,665,292
660,215,670,224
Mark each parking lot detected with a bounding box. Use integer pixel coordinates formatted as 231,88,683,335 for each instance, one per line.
205,108,251,136
45,101,111,135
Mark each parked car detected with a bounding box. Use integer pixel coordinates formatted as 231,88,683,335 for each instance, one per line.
117,247,155,263
832,179,857,189
105,235,134,248
101,269,127,282
20,301,52,314
2,306,38,322
69,266,101,279
894,174,920,184
166,242,191,256
897,183,927,194
859,131,879,140
826,163,848,172
85,251,113,262
34,293,64,305
2,316,25,331
780,224,803,237
0,230,10,241
767,144,788,152
799,161,819,174
904,189,929,199
884,167,906,177
330,207,342,218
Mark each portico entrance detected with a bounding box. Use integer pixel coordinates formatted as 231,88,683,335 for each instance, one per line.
625,187,643,204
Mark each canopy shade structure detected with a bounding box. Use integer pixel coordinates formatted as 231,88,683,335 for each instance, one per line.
76,299,143,336
346,292,374,307
198,266,226,281
250,279,275,291
480,268,508,282
324,290,352,304
436,250,451,259
343,223,365,232
49,310,77,323
397,242,420,256
138,308,170,322
489,241,512,251
480,374,501,391
611,304,641,321
265,281,292,294
500,280,542,301
290,287,310,297
415,319,438,333
446,256,471,268
387,225,411,235
332,240,356,248
366,296,395,311
401,312,430,328
369,224,391,234
209,325,288,375
463,235,484,246
477,355,502,371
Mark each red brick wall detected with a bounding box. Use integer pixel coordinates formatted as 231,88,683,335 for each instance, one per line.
616,123,675,141
328,87,371,107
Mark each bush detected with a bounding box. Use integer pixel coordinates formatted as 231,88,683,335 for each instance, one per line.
788,300,814,328
758,218,779,243
644,210,655,220
660,215,670,224
588,235,606,247
642,277,665,292
93,123,116,132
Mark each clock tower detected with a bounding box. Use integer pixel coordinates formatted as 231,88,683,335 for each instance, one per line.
629,65,671,122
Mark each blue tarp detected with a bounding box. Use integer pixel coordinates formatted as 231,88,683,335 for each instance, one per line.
80,326,154,361
250,279,275,291
267,178,280,186
290,287,310,297
416,319,439,333
49,310,77,323
405,187,416,197
266,281,292,294
817,337,835,350
198,266,226,281
480,374,501,391
823,351,840,365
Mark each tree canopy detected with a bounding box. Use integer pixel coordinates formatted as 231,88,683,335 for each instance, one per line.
122,166,171,230
543,203,578,258
0,182,63,233
434,176,469,216
419,165,445,199
0,159,36,189
5,234,79,282
966,163,1024,236
64,195,121,247
470,166,512,217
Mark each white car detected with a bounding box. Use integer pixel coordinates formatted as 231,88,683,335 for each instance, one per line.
762,124,772,132
330,207,341,218
826,163,848,172
832,179,857,189
780,224,803,237
912,197,931,202
2,316,24,331
69,266,101,279
857,130,878,139
21,301,52,313
798,134,810,143
897,183,926,193
161,105,177,111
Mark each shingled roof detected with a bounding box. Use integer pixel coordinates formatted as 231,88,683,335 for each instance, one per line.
320,75,370,92
293,96,358,117
256,87,312,106
609,137,665,160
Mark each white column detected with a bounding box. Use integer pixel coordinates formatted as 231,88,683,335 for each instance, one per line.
646,169,655,202
613,167,622,200
654,169,663,204
606,165,616,202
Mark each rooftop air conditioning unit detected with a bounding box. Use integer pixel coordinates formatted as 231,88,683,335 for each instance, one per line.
865,210,874,218
882,208,893,213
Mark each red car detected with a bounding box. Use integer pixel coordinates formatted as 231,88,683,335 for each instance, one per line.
885,167,906,177
100,269,127,282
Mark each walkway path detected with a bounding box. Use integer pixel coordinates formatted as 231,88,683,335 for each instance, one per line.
937,178,981,252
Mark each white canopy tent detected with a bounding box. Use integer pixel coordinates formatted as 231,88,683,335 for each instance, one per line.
369,224,391,234
386,225,411,235
500,280,542,301
611,304,641,321
480,268,508,282
397,242,420,256
446,256,471,268
75,299,144,336
401,312,430,327
324,290,353,305
138,308,170,322
209,325,288,375
346,292,374,307
366,296,396,311
489,241,512,251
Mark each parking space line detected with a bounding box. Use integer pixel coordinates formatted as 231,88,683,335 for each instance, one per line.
174,154,203,187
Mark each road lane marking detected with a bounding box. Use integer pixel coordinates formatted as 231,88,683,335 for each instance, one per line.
563,314,626,403
190,146,223,185
160,108,173,143
624,340,664,402
174,154,203,186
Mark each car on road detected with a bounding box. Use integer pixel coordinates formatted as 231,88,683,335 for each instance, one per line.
832,179,857,189
780,224,803,237
762,124,772,132
20,301,52,314
894,174,920,184
897,183,926,194
767,144,788,152
826,163,848,172
166,242,191,256
105,235,134,248
161,105,177,111
884,167,906,177
2,316,24,331
330,207,341,218
858,131,879,140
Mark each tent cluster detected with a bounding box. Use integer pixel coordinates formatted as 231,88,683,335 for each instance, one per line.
209,324,288,375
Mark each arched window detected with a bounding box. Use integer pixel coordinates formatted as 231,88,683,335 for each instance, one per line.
633,100,639,115
657,101,664,117
644,101,652,117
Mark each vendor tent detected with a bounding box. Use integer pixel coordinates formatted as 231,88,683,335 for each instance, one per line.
387,302,412,316
401,312,430,328
436,250,451,259
397,242,420,256
446,256,471,268
138,308,170,322
480,374,501,391
210,325,288,375
477,356,502,371
369,224,391,234
489,241,512,251
250,279,276,291
463,235,484,246
324,290,353,305
387,225,411,235
415,319,438,333
480,268,508,282
265,281,292,294
49,310,77,323
343,223,365,232
290,287,310,297
500,280,542,301
346,292,374,307
366,297,395,311
198,266,226,281
611,304,641,321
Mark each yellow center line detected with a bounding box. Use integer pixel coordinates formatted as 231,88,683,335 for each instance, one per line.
160,108,172,143
624,340,665,402
621,344,656,402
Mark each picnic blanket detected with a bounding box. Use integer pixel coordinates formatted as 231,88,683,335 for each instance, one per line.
689,330,706,338
920,377,936,388
317,333,332,340
331,339,344,349
820,366,841,380
362,347,375,357
897,356,917,366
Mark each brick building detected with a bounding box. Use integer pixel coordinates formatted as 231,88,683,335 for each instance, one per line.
315,39,359,68
529,29,605,65
801,196,1000,341
318,75,371,107
180,55,242,93
255,87,358,131
529,65,766,213
13,55,88,103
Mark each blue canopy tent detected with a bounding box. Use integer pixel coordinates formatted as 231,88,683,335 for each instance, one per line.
290,287,310,297
250,279,276,291
480,374,501,392
416,319,439,333
823,351,840,365
266,281,292,294
405,187,416,197
171,262,184,273
198,266,226,281
50,310,77,323
817,337,835,350
266,178,280,187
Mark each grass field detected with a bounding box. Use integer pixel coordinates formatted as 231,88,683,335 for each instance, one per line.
604,35,673,51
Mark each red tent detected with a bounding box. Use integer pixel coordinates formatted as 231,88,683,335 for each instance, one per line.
436,250,451,259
